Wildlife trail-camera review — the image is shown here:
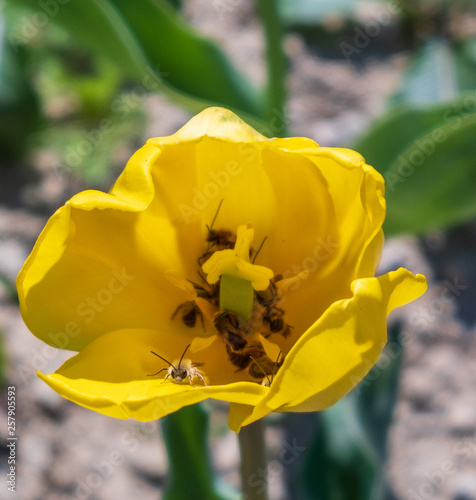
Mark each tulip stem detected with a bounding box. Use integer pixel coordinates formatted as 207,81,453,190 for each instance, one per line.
238,419,269,500
256,0,288,137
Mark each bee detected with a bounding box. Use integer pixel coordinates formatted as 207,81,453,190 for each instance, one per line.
250,352,283,386
255,275,292,338
206,227,235,249
199,200,236,266
225,343,252,371
206,200,236,249
213,310,250,352
225,340,265,371
263,308,292,338
147,344,207,385
255,274,282,308
171,281,216,329
171,301,203,328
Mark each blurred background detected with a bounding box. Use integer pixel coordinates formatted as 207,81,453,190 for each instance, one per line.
0,0,476,499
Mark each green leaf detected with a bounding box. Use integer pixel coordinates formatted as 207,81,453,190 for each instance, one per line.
302,399,379,500
0,272,19,304
5,0,262,119
161,404,233,500
111,0,261,114
0,22,40,161
452,38,476,93
354,96,476,235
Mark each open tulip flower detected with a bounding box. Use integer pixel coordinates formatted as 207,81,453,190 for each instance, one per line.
17,107,426,431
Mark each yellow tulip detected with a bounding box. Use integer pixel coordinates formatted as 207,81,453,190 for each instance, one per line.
17,107,426,431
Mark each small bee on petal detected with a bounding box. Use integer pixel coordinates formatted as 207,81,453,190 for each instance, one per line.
148,344,207,385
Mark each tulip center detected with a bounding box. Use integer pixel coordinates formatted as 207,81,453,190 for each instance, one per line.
200,223,293,383
168,221,306,385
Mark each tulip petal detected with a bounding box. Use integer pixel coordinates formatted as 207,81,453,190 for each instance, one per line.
228,268,427,431
257,144,387,343
38,328,267,421
18,143,215,351
148,107,268,145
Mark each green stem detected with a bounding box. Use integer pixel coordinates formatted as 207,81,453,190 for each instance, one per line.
238,419,269,500
256,0,288,137
161,405,229,500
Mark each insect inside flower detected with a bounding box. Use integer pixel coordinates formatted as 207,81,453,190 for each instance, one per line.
198,200,237,266
250,352,283,387
167,201,299,386
171,280,218,329
148,344,207,385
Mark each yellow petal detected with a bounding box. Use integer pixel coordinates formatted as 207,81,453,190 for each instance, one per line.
17,143,214,351
228,268,427,431
38,328,267,421
257,144,387,345
148,107,268,145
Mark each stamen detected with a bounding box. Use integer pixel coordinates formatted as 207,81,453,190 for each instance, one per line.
202,224,274,291
165,270,197,300
275,271,309,301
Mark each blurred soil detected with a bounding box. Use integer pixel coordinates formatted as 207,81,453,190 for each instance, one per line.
1,1,476,499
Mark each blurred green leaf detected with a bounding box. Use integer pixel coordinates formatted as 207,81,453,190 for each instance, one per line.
0,21,40,162
6,0,262,119
39,100,146,183
164,0,183,10
453,38,476,93
302,399,378,500
35,44,124,120
0,272,19,304
161,404,233,500
111,0,261,114
354,96,476,235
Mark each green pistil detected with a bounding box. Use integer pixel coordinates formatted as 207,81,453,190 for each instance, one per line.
219,274,254,320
